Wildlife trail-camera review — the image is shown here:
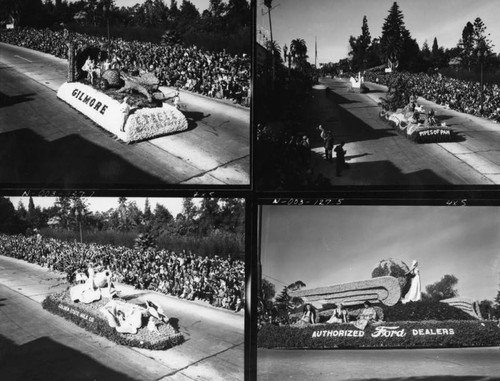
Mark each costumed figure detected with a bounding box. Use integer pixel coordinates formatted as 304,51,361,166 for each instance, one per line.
70,263,117,303
69,264,101,303
326,303,348,324
426,109,437,127
297,303,317,326
353,301,377,330
100,300,145,334
173,88,181,110
401,260,421,303
119,96,131,132
81,57,97,85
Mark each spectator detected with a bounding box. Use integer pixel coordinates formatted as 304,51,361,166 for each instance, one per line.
0,27,250,107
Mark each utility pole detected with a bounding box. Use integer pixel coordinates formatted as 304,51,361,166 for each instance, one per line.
262,1,280,89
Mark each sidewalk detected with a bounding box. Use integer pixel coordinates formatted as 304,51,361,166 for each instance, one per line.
0,255,244,381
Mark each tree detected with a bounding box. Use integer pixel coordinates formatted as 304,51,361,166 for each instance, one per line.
479,299,494,320
208,0,225,18
471,17,494,70
198,198,221,234
348,16,371,71
152,203,173,233
261,278,276,301
424,274,459,302
380,2,406,70
55,196,72,230
0,197,28,234
431,37,439,57
143,198,152,222
27,196,36,223
290,38,308,71
287,280,306,291
274,286,291,312
178,0,200,31
459,21,474,71
16,200,28,221
493,285,500,319
182,197,197,220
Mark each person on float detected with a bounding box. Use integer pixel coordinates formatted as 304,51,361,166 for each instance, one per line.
401,260,422,304
326,303,348,324
299,303,317,325
353,301,377,330
173,88,181,110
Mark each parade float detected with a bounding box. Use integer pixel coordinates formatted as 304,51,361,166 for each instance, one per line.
57,43,188,143
349,72,369,93
258,258,500,349
42,265,184,350
378,75,457,143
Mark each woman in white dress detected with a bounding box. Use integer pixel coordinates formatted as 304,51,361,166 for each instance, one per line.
402,260,421,303
327,303,347,324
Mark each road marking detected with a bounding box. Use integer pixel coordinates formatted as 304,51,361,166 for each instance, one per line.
14,55,33,63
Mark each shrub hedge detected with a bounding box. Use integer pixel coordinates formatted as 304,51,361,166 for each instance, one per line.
257,320,500,349
42,292,184,350
382,301,475,322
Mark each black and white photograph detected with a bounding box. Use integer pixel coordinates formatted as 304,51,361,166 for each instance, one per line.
257,204,500,380
0,195,245,380
0,0,251,187
255,0,500,189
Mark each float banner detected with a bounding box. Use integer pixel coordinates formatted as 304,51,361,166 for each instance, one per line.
58,82,188,142
311,326,455,339
257,321,500,349
57,82,128,140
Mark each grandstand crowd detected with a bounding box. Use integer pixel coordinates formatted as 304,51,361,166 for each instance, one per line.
362,71,500,122
0,233,245,312
0,27,250,106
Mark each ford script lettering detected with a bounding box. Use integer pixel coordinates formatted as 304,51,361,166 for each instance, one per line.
371,326,407,338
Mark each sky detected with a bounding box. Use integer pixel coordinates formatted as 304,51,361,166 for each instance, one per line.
9,196,186,216
260,205,500,302
257,0,500,64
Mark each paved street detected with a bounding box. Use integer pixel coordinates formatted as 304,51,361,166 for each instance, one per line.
0,43,249,186
258,347,500,381
293,77,500,185
0,255,244,380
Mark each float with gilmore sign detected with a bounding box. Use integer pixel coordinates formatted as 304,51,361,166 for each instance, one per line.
57,42,188,143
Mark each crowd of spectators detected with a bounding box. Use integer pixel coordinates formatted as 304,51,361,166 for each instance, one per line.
0,27,250,106
0,233,244,312
361,71,500,122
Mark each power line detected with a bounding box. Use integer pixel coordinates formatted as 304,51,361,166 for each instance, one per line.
262,273,288,287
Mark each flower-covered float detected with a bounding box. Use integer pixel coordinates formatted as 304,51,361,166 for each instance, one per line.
258,258,500,349
378,75,457,143
42,264,184,350
57,43,187,143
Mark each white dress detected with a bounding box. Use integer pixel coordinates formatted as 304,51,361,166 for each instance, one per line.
402,267,421,303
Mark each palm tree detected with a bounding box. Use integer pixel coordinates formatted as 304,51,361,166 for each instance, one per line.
265,40,282,63
290,38,308,69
